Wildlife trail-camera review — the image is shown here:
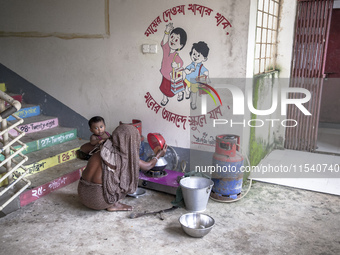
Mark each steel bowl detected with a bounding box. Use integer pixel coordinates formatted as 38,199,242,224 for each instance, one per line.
150,156,167,171
179,213,215,238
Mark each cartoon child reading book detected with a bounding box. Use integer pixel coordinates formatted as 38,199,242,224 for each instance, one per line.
184,41,210,110
159,23,187,106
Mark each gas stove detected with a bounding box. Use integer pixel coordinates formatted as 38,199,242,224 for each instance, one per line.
138,169,184,195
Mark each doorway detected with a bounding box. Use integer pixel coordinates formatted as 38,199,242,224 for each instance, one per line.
317,7,340,155
284,0,334,152
256,0,340,195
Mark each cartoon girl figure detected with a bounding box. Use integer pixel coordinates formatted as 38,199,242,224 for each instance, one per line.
159,23,187,106
184,41,210,110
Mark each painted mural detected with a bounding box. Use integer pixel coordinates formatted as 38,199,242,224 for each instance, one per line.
144,4,232,148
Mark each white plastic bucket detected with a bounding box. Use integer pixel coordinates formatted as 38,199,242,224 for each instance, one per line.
180,177,214,212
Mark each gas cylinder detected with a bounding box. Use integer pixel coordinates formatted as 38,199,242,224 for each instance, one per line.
210,135,244,201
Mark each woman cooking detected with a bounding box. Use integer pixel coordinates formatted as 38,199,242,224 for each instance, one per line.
78,124,167,211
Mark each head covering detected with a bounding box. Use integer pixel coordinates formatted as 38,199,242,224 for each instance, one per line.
101,124,141,204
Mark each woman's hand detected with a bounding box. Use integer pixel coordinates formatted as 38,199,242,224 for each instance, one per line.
156,144,167,159
139,144,168,171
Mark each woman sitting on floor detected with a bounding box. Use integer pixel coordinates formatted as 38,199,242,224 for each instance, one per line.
78,124,167,211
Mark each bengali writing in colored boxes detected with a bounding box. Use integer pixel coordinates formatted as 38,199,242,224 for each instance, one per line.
19,166,86,207
36,130,77,150
14,147,80,178
7,105,41,121
0,130,77,161
9,118,59,137
20,130,77,155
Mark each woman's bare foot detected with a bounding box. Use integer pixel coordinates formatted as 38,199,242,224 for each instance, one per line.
106,202,132,212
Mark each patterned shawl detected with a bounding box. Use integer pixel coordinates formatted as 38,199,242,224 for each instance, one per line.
101,124,141,204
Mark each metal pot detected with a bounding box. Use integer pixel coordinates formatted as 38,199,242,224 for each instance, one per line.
151,156,167,171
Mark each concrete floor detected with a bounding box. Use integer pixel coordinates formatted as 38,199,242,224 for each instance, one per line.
251,127,340,196
251,149,340,196
1,177,339,255
317,127,340,155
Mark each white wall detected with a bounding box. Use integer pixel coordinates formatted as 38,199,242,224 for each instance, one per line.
0,0,253,150
0,0,298,154
251,0,297,153
276,0,297,77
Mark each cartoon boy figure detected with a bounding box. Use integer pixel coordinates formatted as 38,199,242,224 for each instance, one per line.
159,23,187,106
184,41,210,110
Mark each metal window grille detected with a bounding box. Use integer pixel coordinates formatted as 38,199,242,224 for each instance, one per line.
284,0,333,152
0,91,30,212
254,0,281,74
